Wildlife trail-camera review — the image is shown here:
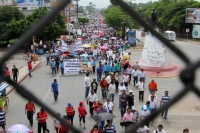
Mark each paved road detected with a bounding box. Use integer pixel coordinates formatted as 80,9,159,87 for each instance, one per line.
4,39,200,133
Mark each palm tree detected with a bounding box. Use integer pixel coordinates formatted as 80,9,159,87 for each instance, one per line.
89,2,92,6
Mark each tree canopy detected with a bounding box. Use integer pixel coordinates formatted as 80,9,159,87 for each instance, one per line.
78,17,89,25
5,7,66,41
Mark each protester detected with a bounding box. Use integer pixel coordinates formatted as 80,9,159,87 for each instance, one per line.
114,72,120,92
131,106,139,122
107,81,116,103
65,103,75,126
25,100,35,127
126,65,132,83
100,77,107,99
141,101,152,111
28,60,32,77
103,98,114,114
136,124,150,133
55,57,60,71
92,99,101,115
36,108,48,133
127,90,134,109
140,105,151,127
118,82,126,108
91,78,98,93
59,116,70,133
148,79,157,94
84,73,91,98
90,124,100,133
153,124,166,133
139,69,146,84
50,59,56,75
97,103,107,132
132,68,139,87
102,120,116,133
87,90,98,117
136,78,145,101
105,73,111,90
60,60,64,75
123,72,130,88
51,79,59,102
103,62,110,75
12,65,19,83
45,51,50,65
120,90,128,118
53,113,61,133
78,101,87,129
160,91,170,119
4,67,11,80
97,64,103,83
92,58,96,74
149,94,158,124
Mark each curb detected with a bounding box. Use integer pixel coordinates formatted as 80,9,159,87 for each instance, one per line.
176,38,200,45
6,61,41,95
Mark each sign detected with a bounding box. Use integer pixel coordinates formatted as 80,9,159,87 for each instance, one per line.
86,6,92,11
186,29,189,32
185,8,200,23
79,60,92,74
139,32,166,67
60,39,83,52
16,0,44,7
192,25,200,38
64,59,80,74
128,30,136,46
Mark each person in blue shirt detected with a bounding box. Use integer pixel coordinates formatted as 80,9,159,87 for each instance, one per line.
45,51,50,65
60,60,64,75
51,79,59,101
140,101,152,111
92,58,96,74
110,63,116,74
51,59,56,75
103,62,110,75
97,64,103,82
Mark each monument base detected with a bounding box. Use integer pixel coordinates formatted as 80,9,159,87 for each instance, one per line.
130,62,183,78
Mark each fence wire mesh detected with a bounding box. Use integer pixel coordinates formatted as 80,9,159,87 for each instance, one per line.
0,0,200,132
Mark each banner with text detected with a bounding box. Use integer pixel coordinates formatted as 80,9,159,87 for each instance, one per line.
64,59,80,74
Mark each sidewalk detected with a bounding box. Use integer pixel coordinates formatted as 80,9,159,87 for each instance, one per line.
6,61,41,94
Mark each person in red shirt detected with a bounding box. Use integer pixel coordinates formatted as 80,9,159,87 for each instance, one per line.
65,103,75,126
25,100,35,127
28,60,32,77
4,67,10,80
78,101,87,129
92,99,101,115
36,108,48,133
59,116,70,133
90,124,100,133
100,77,107,99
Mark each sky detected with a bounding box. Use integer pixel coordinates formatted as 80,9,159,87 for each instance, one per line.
76,0,154,9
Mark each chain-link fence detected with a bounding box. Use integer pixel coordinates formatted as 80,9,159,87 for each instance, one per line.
1,0,200,132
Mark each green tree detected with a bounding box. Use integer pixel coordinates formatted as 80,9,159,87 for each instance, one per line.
5,7,66,41
104,6,139,32
78,6,84,13
0,6,24,42
78,17,89,26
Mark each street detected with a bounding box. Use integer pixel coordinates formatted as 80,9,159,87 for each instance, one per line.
4,39,200,133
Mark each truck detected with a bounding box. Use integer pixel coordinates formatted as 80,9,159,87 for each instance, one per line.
128,30,137,46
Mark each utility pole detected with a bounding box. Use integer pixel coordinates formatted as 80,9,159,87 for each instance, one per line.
74,0,80,22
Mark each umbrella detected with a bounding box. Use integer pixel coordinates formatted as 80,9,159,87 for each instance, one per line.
84,38,92,41
82,44,91,48
93,113,116,121
100,46,108,50
120,121,137,127
8,124,30,132
111,37,116,40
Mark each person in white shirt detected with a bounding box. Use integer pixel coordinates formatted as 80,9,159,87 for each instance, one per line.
108,81,116,103
132,68,139,87
84,73,91,98
153,124,166,133
123,72,130,88
103,98,114,114
87,90,98,117
140,105,151,127
126,66,132,84
149,94,158,124
100,57,106,66
106,74,111,89
118,82,126,108
136,79,145,101
139,69,146,84
136,125,150,133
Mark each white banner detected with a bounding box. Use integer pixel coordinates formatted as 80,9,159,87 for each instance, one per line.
64,59,81,74
61,40,83,52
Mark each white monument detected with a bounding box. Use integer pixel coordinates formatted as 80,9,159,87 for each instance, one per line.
139,32,166,67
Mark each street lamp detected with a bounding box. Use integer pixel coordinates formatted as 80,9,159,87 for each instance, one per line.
74,0,80,22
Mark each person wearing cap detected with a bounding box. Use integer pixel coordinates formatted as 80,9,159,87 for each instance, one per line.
136,78,145,101
78,101,87,129
139,69,146,84
118,82,126,108
148,79,157,94
153,124,166,133
87,90,98,117
120,89,128,118
50,59,56,75
127,90,134,109
141,101,152,111
136,124,150,133
92,99,101,115
66,103,75,126
131,106,139,122
140,105,151,127
107,81,116,103
149,94,158,124
123,72,130,88
148,92,158,100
